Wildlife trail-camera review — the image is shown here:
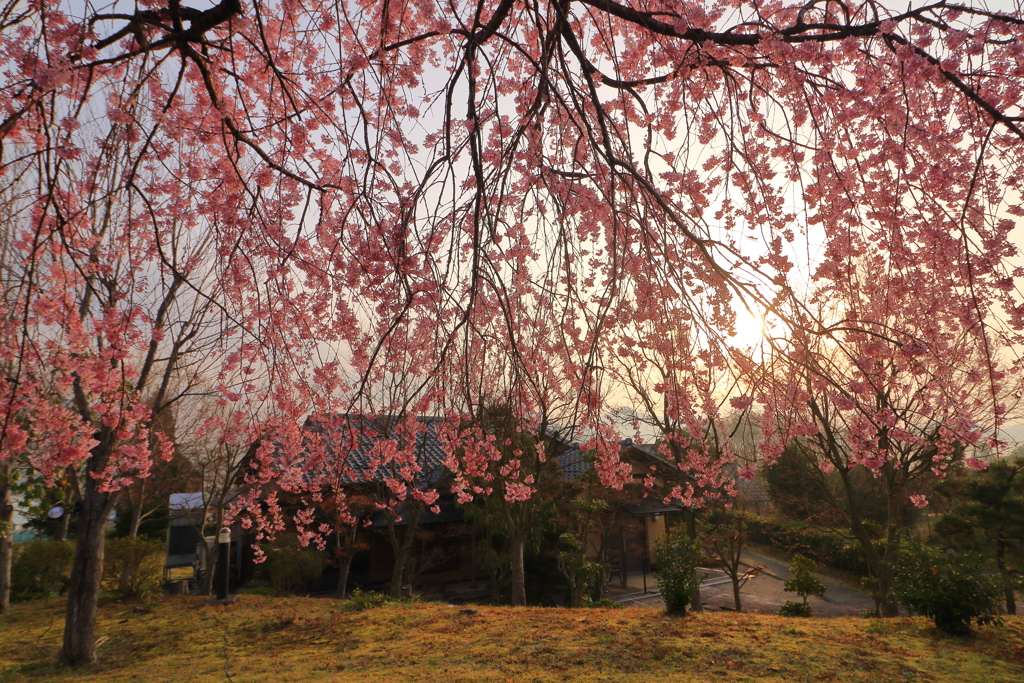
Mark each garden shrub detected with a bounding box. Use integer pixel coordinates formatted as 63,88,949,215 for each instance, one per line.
894,542,1003,636
11,540,74,601
103,537,165,597
780,554,826,617
779,601,813,617
584,597,624,609
264,542,324,596
342,588,392,611
654,532,705,616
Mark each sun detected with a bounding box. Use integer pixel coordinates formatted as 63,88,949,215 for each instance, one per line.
729,307,767,348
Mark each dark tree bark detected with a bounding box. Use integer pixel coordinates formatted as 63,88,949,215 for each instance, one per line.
0,460,13,614
499,495,536,607
703,510,747,612
200,504,228,597
509,531,527,606
590,545,606,603
837,465,901,617
335,524,358,600
996,541,1017,615
126,480,145,539
685,511,703,612
57,508,71,542
386,506,422,598
60,438,120,666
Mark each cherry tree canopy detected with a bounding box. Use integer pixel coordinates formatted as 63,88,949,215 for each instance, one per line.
4,0,1024,656
2,0,1024,572
2,0,1024,509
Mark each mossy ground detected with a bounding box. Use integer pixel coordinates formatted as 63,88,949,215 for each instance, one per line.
2,596,1022,682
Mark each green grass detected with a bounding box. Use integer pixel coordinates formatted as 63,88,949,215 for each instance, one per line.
2,596,1022,682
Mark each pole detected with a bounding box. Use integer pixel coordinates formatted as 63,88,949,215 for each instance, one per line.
216,527,230,601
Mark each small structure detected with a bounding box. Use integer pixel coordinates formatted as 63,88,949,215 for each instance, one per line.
237,418,774,599
164,493,204,581
734,475,772,515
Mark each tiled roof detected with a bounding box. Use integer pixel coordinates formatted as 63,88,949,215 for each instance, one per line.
303,415,450,485
620,502,686,516
735,474,771,502
556,444,591,480
303,415,582,486
299,418,772,503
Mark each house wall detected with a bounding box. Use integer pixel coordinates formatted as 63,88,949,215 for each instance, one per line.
646,514,666,563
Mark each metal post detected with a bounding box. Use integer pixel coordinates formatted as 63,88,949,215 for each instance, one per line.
216,526,230,601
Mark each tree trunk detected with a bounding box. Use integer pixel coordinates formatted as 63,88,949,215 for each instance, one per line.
210,536,230,598
849,517,898,616
510,532,527,606
490,566,504,605
200,506,226,597
127,481,145,538
60,482,118,666
336,552,354,600
0,461,13,614
996,540,1016,615
876,564,899,617
591,546,606,603
117,481,146,592
571,578,583,608
878,485,904,617
336,525,358,600
837,469,899,616
201,539,217,596
689,570,704,612
732,520,745,612
684,511,702,612
58,509,71,542
388,508,422,599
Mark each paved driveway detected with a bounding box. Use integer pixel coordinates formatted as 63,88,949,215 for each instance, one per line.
609,549,877,617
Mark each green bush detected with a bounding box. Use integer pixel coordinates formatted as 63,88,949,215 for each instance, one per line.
263,543,324,596
342,588,392,611
894,543,1003,636
784,555,826,602
778,554,825,617
584,597,624,609
654,532,705,616
11,540,74,601
779,601,813,617
103,537,165,598
746,516,873,576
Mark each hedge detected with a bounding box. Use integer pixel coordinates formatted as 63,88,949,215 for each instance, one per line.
103,537,165,597
10,540,75,601
745,516,878,576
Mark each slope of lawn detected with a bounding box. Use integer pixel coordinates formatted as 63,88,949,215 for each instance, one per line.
1,596,1022,682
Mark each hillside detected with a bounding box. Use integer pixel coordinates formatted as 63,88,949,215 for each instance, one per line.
2,597,1023,682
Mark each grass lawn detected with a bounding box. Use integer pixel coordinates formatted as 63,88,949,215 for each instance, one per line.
2,596,1022,682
